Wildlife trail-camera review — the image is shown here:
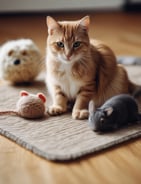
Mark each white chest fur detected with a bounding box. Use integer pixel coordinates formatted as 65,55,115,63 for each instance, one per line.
47,62,84,100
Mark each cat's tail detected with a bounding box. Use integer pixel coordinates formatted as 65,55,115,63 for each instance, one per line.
128,80,141,95
136,113,141,123
130,83,141,113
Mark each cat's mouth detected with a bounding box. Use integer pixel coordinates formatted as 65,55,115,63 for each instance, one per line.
64,57,71,62
58,54,81,64
58,55,73,64
62,59,72,64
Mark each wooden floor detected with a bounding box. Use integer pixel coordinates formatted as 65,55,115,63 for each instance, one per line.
0,11,141,184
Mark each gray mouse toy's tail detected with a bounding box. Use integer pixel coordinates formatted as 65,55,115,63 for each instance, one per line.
137,113,141,122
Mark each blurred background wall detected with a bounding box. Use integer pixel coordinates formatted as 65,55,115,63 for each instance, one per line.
0,0,141,13
0,0,124,13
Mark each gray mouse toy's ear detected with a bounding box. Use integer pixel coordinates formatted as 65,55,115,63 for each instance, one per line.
88,100,95,114
104,107,113,116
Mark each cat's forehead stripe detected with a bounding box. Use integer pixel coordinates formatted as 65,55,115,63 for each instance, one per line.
60,23,79,41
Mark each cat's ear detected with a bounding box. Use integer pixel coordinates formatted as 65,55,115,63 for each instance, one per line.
104,107,113,116
79,16,90,31
46,16,60,35
88,100,95,114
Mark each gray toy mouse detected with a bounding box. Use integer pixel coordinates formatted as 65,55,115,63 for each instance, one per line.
88,94,141,132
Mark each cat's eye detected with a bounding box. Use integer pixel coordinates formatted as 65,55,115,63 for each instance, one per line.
73,41,81,48
57,42,64,48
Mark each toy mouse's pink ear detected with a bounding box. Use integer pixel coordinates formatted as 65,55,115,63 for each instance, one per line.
37,93,46,103
20,90,29,96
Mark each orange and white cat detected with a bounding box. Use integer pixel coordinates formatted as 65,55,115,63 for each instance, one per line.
46,16,138,120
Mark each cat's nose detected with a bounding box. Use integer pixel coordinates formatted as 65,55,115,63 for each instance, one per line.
66,55,70,60
65,51,72,61
66,54,72,61
14,59,21,65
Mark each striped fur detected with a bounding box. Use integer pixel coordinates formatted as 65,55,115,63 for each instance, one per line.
46,16,138,119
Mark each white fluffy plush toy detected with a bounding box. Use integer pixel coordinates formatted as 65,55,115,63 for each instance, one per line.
0,39,42,84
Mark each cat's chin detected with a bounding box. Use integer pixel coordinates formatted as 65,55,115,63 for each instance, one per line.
61,60,73,64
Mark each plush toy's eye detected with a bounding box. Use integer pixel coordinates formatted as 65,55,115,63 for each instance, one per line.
21,50,28,56
8,50,14,56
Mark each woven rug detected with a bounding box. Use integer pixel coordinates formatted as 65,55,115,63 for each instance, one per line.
0,64,141,161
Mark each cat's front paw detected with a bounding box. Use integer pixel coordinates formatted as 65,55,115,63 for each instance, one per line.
48,105,66,115
72,109,89,120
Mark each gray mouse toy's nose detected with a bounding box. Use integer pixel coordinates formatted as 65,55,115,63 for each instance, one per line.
14,59,21,65
88,120,98,131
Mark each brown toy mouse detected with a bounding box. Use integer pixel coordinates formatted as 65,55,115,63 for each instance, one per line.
0,90,47,119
